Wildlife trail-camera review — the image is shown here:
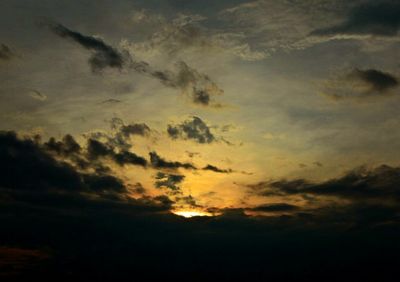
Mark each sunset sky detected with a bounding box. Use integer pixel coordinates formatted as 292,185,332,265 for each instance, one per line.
1,1,400,281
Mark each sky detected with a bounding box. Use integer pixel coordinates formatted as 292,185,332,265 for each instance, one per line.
1,1,400,281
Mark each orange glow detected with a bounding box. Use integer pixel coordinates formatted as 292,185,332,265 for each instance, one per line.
172,209,214,218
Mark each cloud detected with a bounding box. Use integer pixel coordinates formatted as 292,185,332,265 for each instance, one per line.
46,131,147,169
0,44,14,60
85,121,225,171
0,131,127,195
0,130,177,214
2,131,400,281
203,164,233,174
125,12,268,61
349,68,398,92
150,61,224,106
0,247,51,279
88,118,152,151
220,1,400,54
149,151,195,170
28,90,47,101
87,138,147,167
44,21,129,72
86,138,114,159
174,194,199,207
120,123,151,138
44,134,81,156
113,150,148,167
220,0,354,54
45,22,223,106
311,1,400,37
100,98,122,104
323,68,399,99
167,116,216,144
82,173,126,194
130,60,223,106
131,182,146,194
154,171,185,193
249,203,300,213
313,162,323,167
251,165,400,203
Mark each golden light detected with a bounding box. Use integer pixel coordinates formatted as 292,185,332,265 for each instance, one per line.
172,209,214,218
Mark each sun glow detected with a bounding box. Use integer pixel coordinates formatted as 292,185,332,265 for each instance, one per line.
173,209,214,218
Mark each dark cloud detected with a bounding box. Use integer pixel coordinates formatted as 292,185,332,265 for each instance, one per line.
44,135,91,170
0,131,126,195
186,151,200,158
149,61,223,106
28,90,47,101
175,194,199,207
113,150,148,167
349,68,398,93
149,151,196,169
0,130,176,216
0,131,81,191
203,164,233,174
44,21,129,72
45,23,223,106
87,118,152,151
2,132,400,281
100,98,122,104
313,162,323,167
166,0,250,20
249,203,300,213
0,247,51,279
253,165,400,202
167,116,216,144
311,1,400,37
154,171,185,192
82,173,126,194
0,44,14,60
110,117,151,140
87,138,114,160
170,61,223,106
87,138,147,167
131,182,146,194
120,123,151,138
44,134,81,157
44,133,147,169
324,68,399,99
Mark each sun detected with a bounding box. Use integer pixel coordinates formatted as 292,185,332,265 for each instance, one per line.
172,209,214,218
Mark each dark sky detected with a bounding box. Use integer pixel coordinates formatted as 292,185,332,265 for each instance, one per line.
1,1,400,281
